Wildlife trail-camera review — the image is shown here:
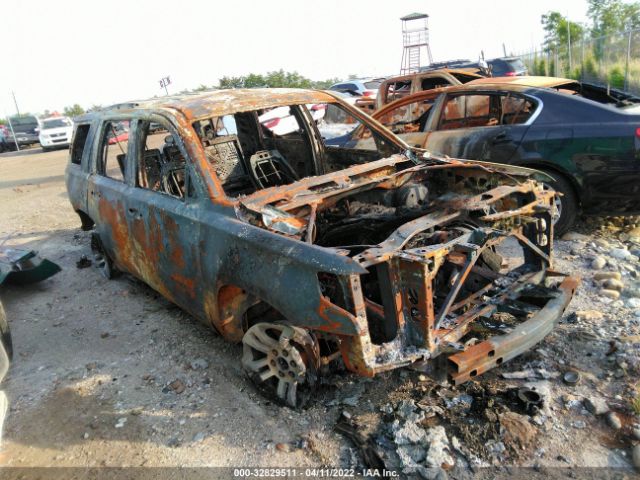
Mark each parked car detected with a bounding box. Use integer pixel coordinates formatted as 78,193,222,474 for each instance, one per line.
258,103,326,136
4,115,40,148
39,116,74,151
329,78,385,98
106,122,129,145
369,77,640,235
487,57,528,77
65,88,575,407
375,68,486,109
0,127,9,153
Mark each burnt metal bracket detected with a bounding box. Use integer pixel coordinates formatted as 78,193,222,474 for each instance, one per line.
434,244,480,330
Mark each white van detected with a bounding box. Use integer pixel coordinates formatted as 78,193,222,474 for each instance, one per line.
39,116,73,151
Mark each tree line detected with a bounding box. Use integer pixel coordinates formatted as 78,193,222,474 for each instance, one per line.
541,0,640,51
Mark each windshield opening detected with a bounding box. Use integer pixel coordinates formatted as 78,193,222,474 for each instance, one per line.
42,118,72,129
192,101,403,198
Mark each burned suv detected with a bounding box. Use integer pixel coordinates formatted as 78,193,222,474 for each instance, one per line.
65,89,577,407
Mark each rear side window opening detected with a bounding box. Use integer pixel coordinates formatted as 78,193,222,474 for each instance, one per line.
438,93,536,130
71,124,91,165
98,120,131,182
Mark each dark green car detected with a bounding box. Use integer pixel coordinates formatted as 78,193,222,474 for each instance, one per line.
370,76,640,235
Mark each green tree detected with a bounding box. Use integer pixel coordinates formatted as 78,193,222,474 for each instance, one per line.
63,104,85,117
311,77,342,89
218,76,245,88
588,0,640,37
218,70,335,89
244,73,266,87
541,11,584,51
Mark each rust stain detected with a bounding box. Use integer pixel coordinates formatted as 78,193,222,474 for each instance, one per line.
170,273,196,299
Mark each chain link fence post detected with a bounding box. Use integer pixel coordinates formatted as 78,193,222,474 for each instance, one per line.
625,29,632,91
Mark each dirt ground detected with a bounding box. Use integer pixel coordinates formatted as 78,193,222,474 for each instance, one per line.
0,147,639,479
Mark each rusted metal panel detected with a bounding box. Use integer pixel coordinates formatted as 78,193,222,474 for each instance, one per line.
448,275,580,383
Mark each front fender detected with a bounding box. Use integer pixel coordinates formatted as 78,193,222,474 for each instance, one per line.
199,214,365,337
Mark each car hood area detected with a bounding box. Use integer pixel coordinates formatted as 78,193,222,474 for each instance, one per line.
236,151,576,381
237,153,555,242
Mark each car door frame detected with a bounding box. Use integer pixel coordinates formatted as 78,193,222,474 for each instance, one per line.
119,112,213,319
66,120,99,227
86,114,140,276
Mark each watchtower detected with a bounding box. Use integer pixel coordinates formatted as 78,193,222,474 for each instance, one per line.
400,13,433,74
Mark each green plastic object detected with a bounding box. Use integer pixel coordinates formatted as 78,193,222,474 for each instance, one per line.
0,248,61,286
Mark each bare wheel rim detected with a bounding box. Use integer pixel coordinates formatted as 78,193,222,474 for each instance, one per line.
94,253,112,279
242,323,319,408
542,182,562,225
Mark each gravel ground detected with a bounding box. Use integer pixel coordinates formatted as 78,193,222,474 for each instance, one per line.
0,147,639,478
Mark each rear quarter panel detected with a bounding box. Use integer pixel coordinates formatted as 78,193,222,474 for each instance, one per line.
517,92,640,208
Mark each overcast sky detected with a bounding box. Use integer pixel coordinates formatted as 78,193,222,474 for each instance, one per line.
1,0,591,116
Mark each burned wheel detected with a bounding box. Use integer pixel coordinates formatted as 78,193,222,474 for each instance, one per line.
94,252,115,279
90,233,118,280
242,323,319,408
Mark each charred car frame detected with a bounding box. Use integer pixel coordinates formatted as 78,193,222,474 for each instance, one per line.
65,88,577,407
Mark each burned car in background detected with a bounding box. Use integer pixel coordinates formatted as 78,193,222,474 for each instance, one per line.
65,89,577,407
374,68,485,109
369,77,640,235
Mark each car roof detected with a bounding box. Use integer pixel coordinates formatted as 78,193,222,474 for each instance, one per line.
468,76,576,88
42,116,70,121
76,88,338,123
382,69,484,84
488,57,521,62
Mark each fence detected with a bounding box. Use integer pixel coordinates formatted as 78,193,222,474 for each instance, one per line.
518,28,640,95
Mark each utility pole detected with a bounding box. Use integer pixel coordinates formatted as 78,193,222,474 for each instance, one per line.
11,91,20,117
625,27,632,91
5,115,20,152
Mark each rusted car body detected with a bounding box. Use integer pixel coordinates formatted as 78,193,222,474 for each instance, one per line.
374,69,485,109
65,88,577,407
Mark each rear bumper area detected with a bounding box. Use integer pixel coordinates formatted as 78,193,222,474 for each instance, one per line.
448,273,579,383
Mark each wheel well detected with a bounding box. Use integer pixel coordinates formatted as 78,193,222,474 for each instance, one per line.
214,284,284,342
76,210,95,231
520,163,582,205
